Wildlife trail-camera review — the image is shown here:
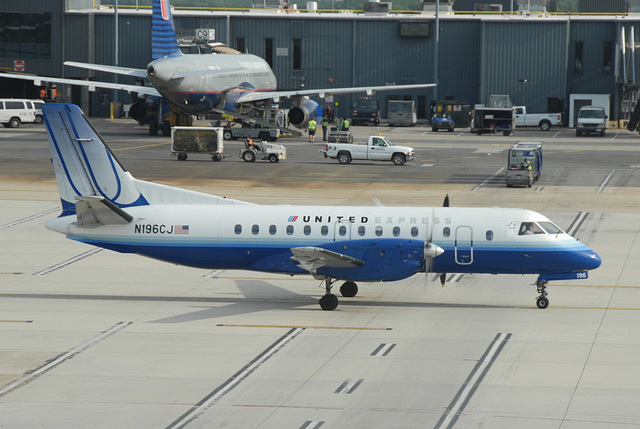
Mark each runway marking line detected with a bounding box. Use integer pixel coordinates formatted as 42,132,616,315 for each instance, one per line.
0,320,33,323
217,323,391,331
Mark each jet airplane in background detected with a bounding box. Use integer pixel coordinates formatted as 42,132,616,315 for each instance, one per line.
42,103,601,310
2,0,435,134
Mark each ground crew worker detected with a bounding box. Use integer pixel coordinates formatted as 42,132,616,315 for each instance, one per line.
342,118,350,131
521,158,532,170
321,116,329,141
308,118,317,142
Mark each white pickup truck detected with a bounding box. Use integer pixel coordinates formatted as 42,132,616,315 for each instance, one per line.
514,106,562,131
321,135,414,165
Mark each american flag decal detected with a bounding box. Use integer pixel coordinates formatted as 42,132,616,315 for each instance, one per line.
288,216,298,222
174,225,189,234
160,0,170,20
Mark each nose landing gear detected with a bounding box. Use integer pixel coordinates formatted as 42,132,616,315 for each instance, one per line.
536,280,549,309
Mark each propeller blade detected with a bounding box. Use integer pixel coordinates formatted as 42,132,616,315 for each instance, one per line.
439,273,447,287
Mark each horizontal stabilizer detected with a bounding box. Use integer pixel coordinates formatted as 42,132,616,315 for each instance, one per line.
76,196,133,226
290,246,364,273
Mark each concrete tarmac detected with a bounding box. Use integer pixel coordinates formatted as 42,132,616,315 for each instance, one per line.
2,119,640,428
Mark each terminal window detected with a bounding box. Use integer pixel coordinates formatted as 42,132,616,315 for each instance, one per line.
0,12,51,60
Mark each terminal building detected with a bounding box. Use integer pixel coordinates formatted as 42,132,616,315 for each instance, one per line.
2,0,640,125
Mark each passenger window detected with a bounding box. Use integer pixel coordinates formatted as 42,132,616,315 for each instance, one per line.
393,226,400,237
519,222,544,235
234,224,242,235
486,230,494,241
375,226,383,236
411,226,419,237
358,226,365,236
269,225,276,235
321,225,329,236
443,227,450,237
339,225,347,236
304,225,311,236
252,224,259,235
287,225,294,235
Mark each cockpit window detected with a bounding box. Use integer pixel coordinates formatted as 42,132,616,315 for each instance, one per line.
539,221,563,234
518,222,544,235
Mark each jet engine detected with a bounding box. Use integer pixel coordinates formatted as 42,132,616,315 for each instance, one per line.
128,97,161,125
287,97,323,129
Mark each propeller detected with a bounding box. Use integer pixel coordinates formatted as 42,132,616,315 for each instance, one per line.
432,194,449,287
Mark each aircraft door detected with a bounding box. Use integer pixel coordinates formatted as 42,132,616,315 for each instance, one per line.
334,219,352,241
455,225,473,265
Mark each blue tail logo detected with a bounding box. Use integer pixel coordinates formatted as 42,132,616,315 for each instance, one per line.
152,0,183,60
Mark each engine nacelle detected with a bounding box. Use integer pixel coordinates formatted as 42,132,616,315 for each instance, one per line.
128,97,161,125
287,97,322,129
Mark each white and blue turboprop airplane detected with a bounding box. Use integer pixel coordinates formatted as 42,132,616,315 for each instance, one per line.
2,0,435,133
43,103,601,310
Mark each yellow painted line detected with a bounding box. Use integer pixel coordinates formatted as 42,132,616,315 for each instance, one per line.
0,272,22,275
113,142,170,151
553,284,640,289
0,320,33,323
217,323,391,330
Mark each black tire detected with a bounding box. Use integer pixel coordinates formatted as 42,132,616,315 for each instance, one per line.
337,152,351,164
268,154,278,163
149,121,159,136
536,296,549,309
9,117,21,128
339,281,358,297
602,130,606,137
539,120,551,131
432,127,437,132
448,128,454,132
161,120,171,137
374,119,379,126
503,130,511,136
319,293,339,311
242,150,256,162
392,153,406,166
223,130,233,140
177,153,187,161
35,115,44,125
212,155,222,162
576,130,582,137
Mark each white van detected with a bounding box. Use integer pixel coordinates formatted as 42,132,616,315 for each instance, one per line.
576,106,608,137
0,99,41,128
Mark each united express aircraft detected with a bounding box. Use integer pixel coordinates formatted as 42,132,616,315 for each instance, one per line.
42,103,601,310
3,0,434,132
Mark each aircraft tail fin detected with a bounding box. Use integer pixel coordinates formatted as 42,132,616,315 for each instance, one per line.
44,103,251,216
152,0,184,59
43,103,149,216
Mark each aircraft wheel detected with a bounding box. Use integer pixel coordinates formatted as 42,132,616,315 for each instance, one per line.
149,121,159,136
268,154,279,163
536,296,549,309
161,120,171,137
242,150,256,162
340,281,358,297
319,293,339,311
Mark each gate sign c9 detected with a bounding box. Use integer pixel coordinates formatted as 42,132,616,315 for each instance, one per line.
195,28,215,41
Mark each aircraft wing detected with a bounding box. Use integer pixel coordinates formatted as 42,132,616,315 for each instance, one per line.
64,61,148,79
0,72,160,97
290,246,365,273
236,83,437,104
75,196,133,226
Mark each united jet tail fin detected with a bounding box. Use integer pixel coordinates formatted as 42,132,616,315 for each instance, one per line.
152,0,183,59
44,103,252,215
44,103,149,216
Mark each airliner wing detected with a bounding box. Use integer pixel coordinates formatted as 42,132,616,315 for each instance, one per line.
76,196,133,226
290,246,365,273
0,72,160,97
64,61,148,79
236,83,437,104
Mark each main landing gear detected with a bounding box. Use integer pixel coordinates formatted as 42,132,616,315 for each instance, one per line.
536,280,549,309
318,278,359,311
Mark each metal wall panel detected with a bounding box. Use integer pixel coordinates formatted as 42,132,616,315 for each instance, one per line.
481,21,568,112
568,20,617,96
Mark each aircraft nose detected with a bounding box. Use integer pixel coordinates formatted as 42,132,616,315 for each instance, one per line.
583,248,602,271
